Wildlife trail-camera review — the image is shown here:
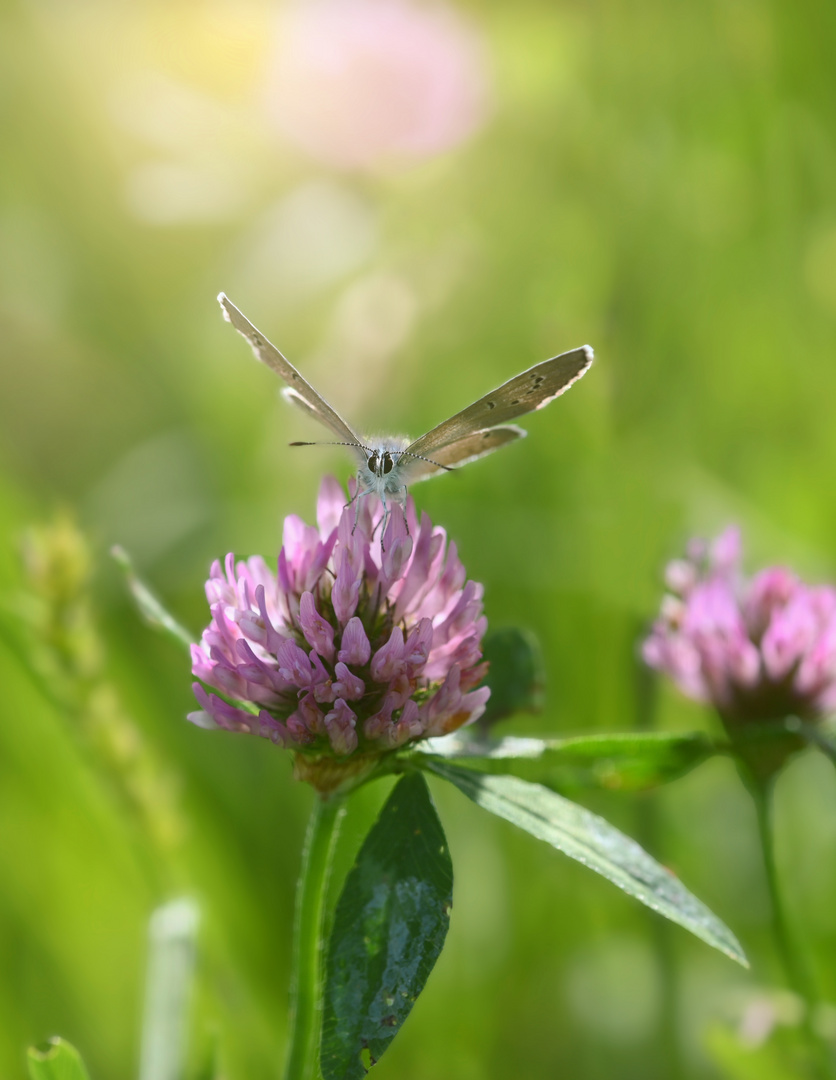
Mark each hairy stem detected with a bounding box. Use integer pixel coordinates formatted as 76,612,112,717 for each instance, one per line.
283,794,345,1080
750,777,834,1078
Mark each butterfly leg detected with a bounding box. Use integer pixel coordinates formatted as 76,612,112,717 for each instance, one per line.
371,490,399,553
347,474,367,536
347,488,359,535
348,478,379,542
379,486,411,552
379,491,390,553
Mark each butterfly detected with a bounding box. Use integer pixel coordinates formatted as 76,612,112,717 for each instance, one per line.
218,292,593,537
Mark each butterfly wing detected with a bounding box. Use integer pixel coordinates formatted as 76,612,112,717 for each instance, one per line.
399,425,526,483
404,346,593,461
218,293,363,450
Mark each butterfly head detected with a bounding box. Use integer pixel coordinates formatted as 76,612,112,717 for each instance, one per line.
367,448,398,478
359,437,410,496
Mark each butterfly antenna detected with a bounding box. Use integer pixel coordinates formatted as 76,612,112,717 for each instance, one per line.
396,450,454,472
289,440,373,453
291,441,451,472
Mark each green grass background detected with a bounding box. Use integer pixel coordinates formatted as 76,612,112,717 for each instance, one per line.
2,1,836,1077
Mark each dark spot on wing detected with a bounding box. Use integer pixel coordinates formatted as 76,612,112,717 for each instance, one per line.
510,398,520,405
486,400,495,409
482,432,491,439
252,334,262,346
533,375,545,387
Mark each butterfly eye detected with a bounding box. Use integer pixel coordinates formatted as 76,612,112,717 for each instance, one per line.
368,451,380,474
382,452,394,475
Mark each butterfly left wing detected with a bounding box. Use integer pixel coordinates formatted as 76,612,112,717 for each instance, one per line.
399,425,526,483
218,293,363,449
405,346,593,461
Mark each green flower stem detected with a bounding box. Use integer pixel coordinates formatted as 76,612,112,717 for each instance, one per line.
632,651,683,1078
750,777,834,1079
283,793,345,1080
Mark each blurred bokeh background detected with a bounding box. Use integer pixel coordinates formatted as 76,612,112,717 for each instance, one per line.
2,0,836,1077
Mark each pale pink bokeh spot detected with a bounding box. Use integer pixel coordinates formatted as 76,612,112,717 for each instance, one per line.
266,0,491,170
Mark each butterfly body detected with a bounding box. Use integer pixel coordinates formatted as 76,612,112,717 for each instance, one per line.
218,293,593,525
357,437,412,505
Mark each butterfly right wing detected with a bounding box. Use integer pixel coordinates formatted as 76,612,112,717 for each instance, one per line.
218,293,363,451
405,346,593,460
399,425,526,482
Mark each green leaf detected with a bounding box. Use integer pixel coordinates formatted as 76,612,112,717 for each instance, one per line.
321,774,453,1080
480,627,544,724
111,545,194,650
425,759,747,967
418,731,719,791
27,1038,92,1080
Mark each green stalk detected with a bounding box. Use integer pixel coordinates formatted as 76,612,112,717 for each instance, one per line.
750,776,834,1078
632,648,683,1078
283,793,345,1080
